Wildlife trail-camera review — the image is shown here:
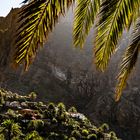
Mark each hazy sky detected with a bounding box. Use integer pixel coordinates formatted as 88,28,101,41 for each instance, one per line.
0,0,23,17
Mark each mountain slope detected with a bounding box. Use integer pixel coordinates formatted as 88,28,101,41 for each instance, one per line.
0,8,140,140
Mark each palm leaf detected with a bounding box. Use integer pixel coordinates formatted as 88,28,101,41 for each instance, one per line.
11,123,22,137
115,21,140,101
73,0,100,48
14,0,74,71
95,0,140,71
22,0,29,4
25,131,43,140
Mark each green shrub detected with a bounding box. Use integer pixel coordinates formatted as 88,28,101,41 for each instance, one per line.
48,102,55,110
57,102,66,113
27,120,44,131
96,129,104,139
48,132,59,140
109,131,118,140
100,123,109,132
81,129,89,136
38,102,44,107
25,131,43,140
0,134,5,140
71,130,81,139
58,134,68,140
109,131,116,137
28,92,37,101
0,96,5,105
44,103,57,119
73,124,80,130
6,109,16,118
68,137,76,140
68,107,77,113
87,134,97,140
51,118,58,124
43,110,48,119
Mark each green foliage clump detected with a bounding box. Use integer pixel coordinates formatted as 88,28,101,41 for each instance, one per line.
68,106,77,113
99,123,109,132
25,131,43,140
51,118,58,124
71,130,82,139
109,131,118,140
68,137,76,140
28,92,37,101
44,102,57,119
0,96,5,105
87,134,97,140
48,132,59,140
81,129,89,136
6,109,16,118
28,120,44,131
57,102,66,114
0,134,5,140
0,89,120,140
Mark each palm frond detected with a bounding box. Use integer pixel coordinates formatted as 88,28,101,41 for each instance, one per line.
73,0,100,48
11,123,22,136
95,0,140,71
14,0,74,70
115,21,140,101
22,0,29,4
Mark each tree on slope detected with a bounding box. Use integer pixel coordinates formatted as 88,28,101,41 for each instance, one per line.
24,130,43,140
0,119,22,140
14,0,140,101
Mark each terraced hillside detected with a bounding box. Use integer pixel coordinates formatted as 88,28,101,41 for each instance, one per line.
0,89,120,140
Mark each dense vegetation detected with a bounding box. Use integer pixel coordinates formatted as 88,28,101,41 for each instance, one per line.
0,89,120,140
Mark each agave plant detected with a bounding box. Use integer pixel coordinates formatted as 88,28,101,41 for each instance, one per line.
14,0,140,101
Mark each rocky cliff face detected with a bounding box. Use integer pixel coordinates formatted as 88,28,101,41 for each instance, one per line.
0,8,17,69
0,8,140,140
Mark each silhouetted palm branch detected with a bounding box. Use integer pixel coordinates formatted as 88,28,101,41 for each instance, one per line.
14,0,140,100
22,0,29,4
95,0,140,71
73,0,100,48
115,21,140,101
14,0,74,71
73,0,140,100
